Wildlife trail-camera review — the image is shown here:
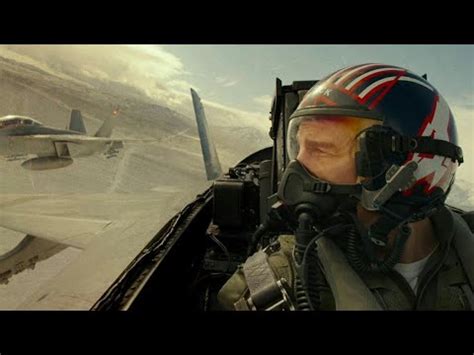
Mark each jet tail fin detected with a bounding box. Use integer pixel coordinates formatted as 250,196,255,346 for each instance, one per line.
94,112,117,138
69,109,87,134
190,88,222,180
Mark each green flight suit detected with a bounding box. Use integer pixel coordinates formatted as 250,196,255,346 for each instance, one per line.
217,206,474,310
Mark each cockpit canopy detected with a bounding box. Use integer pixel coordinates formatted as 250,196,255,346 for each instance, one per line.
0,115,43,129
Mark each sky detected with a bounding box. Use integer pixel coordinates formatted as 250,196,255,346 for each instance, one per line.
161,45,473,113
2,45,471,120
161,45,474,182
0,44,472,180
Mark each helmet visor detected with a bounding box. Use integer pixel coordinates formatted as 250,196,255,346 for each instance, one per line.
287,115,381,161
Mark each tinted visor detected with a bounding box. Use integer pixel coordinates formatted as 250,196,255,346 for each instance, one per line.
287,115,381,161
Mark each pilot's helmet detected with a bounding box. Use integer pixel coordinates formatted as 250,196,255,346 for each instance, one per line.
287,63,463,212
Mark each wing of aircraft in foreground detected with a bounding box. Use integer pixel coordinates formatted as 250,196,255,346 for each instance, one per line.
0,89,229,309
0,190,208,309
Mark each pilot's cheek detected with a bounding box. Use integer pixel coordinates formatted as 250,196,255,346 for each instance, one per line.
326,156,358,184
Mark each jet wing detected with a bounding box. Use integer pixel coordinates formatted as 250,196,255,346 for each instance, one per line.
0,189,207,309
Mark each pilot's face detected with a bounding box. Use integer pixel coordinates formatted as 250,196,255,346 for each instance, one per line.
296,116,380,184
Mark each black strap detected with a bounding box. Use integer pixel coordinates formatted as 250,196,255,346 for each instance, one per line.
310,181,362,195
392,136,463,164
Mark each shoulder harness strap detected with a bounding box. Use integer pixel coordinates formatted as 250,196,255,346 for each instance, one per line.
316,237,384,310
234,247,295,311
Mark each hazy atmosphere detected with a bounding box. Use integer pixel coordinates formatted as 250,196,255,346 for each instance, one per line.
0,45,472,309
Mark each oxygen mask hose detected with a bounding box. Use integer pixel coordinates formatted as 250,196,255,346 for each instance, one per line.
347,222,412,273
293,208,335,311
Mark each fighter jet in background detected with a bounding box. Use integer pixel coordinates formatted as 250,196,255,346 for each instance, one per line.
0,109,124,170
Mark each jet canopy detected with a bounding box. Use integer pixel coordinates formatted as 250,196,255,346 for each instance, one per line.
0,115,43,129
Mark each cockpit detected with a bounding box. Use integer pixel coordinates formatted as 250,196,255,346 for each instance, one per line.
0,115,43,129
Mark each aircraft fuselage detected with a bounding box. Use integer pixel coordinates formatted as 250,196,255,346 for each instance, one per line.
0,117,111,160
0,125,88,158
0,125,80,137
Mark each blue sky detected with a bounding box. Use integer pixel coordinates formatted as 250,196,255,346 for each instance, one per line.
162,45,474,113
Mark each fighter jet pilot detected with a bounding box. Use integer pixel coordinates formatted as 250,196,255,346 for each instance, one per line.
217,64,474,310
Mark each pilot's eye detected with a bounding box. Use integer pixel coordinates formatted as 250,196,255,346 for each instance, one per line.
305,141,337,154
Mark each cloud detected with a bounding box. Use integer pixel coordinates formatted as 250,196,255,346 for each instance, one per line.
215,76,239,87
168,79,198,93
0,45,186,94
199,97,270,131
253,95,273,110
222,80,239,87
124,45,186,80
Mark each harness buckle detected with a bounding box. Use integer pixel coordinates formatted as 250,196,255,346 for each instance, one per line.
246,278,296,311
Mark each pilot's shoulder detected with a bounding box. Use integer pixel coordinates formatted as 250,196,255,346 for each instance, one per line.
217,265,247,310
217,235,295,310
266,234,295,280
274,234,296,256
